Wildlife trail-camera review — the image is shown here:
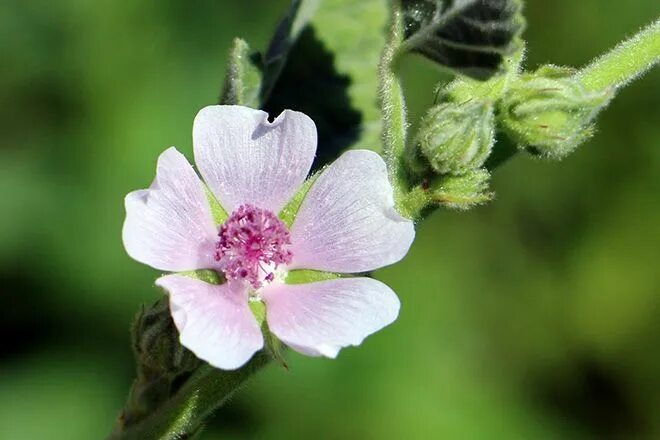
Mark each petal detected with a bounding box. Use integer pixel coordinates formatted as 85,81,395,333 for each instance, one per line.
289,150,415,273
156,275,263,370
122,147,218,272
261,277,400,358
193,105,317,213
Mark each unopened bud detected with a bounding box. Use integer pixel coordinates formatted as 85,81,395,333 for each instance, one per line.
498,65,613,159
431,168,493,210
417,100,495,175
132,299,200,375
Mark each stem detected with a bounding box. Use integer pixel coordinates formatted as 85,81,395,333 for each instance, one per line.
578,19,660,91
109,354,270,440
379,1,411,216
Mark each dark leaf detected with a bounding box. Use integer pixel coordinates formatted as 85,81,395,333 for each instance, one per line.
402,0,525,80
264,27,362,170
259,0,321,104
219,0,320,107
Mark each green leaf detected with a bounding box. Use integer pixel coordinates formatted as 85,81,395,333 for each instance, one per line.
310,0,389,151
219,0,320,108
264,0,389,170
259,0,322,104
402,0,525,80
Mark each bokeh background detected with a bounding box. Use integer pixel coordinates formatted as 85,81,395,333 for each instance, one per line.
2,0,659,438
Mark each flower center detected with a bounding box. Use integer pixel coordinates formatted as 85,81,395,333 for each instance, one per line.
215,204,292,289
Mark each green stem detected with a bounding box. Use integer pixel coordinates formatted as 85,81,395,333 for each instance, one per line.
108,354,270,440
379,1,412,216
578,19,660,91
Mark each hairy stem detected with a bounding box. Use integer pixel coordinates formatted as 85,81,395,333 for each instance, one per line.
108,354,270,440
578,19,660,91
379,1,412,216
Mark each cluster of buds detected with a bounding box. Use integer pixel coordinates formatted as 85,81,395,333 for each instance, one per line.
408,63,613,211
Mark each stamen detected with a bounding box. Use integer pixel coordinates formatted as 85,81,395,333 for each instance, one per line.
215,204,292,288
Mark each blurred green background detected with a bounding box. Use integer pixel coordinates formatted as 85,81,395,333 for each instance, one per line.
1,0,659,438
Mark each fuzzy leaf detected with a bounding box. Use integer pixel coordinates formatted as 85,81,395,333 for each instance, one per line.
219,0,320,108
264,0,388,169
258,0,322,103
402,0,525,80
311,0,389,151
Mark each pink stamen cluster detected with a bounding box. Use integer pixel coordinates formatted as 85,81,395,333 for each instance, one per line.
215,204,293,288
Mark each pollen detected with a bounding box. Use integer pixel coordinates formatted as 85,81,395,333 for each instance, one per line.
215,204,293,289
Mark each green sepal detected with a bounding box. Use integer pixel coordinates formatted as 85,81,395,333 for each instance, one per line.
249,298,288,369
248,299,266,327
204,185,228,226
262,320,288,370
278,170,322,227
179,269,224,285
285,269,342,285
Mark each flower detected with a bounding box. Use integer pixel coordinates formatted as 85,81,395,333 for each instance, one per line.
123,105,415,370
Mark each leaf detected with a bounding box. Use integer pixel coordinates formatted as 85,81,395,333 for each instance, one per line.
219,0,320,107
264,27,362,171
264,0,389,170
310,0,389,151
402,0,525,80
259,0,322,104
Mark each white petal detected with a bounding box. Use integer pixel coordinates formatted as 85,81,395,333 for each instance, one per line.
289,150,415,273
261,277,400,358
122,147,218,272
193,105,316,213
156,275,263,370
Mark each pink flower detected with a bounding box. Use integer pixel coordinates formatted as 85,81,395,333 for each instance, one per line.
123,105,415,370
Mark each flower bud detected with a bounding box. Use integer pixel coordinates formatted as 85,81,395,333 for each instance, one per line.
416,100,495,175
431,168,493,210
132,299,200,375
498,65,613,159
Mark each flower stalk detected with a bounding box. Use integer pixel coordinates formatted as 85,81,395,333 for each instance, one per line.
577,19,660,92
379,1,411,216
108,353,270,440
